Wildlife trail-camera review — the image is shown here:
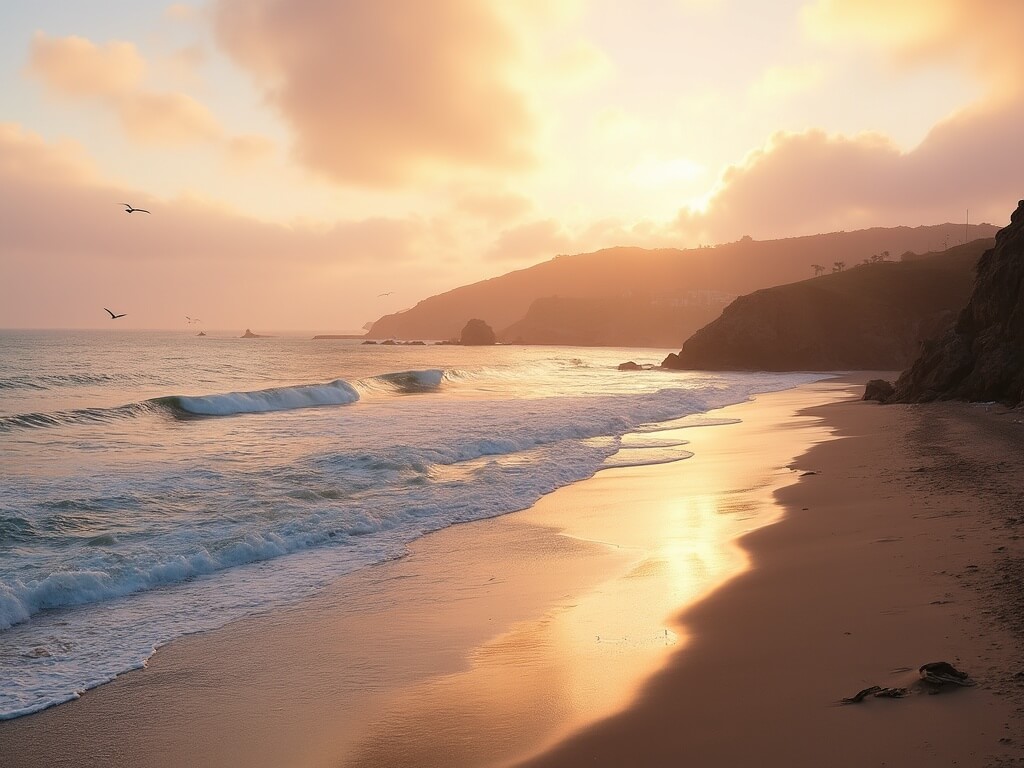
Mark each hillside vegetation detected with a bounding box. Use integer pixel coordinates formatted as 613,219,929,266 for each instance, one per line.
663,238,993,371
366,223,997,345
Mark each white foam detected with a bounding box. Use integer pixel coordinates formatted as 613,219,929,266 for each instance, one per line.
0,357,828,719
173,378,360,416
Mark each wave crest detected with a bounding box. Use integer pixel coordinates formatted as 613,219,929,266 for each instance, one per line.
355,369,446,395
162,379,360,416
0,403,159,433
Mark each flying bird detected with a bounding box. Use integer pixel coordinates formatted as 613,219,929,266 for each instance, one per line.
104,308,127,319
120,203,150,214
378,291,394,297
186,316,202,324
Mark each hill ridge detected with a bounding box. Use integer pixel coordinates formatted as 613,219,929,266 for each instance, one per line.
367,223,999,345
662,238,993,371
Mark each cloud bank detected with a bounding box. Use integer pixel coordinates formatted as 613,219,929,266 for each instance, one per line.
212,0,539,186
28,33,222,146
671,0,1024,243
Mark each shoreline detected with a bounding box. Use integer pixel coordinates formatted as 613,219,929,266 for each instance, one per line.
525,382,1024,767
3,378,1021,766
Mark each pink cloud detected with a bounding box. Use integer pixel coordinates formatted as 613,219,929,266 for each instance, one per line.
674,99,1023,244
27,33,223,147
27,33,145,97
224,134,277,167
674,0,1024,244
0,122,98,183
803,0,1024,95
0,125,461,330
509,1,1021,256
486,219,572,261
116,91,221,144
213,0,538,186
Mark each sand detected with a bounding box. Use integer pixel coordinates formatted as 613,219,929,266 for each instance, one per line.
2,378,1022,767
524,381,1024,768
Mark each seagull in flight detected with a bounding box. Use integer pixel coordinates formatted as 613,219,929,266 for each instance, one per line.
120,203,150,214
186,316,202,324
104,308,127,319
378,291,394,297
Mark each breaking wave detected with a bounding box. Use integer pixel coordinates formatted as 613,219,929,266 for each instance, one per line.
160,378,360,416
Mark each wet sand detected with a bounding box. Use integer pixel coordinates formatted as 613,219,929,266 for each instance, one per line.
524,382,1024,767
3,379,1022,767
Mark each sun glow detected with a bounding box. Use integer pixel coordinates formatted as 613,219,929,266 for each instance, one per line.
0,0,1007,330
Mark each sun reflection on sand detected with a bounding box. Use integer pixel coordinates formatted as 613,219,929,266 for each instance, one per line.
341,385,841,768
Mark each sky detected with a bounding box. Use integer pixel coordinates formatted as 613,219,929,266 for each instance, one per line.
1,0,1022,331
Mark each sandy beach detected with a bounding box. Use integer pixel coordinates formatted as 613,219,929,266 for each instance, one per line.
3,378,1022,767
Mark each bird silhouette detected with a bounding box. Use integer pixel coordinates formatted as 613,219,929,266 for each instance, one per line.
104,308,127,319
120,203,150,214
378,291,394,297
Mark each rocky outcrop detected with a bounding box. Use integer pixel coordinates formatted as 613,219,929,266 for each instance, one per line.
358,338,426,346
241,328,270,338
863,379,895,402
891,201,1024,406
460,319,496,346
662,239,991,371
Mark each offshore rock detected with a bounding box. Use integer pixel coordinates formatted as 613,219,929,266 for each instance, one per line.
460,319,496,346
661,352,682,369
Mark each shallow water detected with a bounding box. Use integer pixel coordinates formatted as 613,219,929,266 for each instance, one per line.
0,329,822,718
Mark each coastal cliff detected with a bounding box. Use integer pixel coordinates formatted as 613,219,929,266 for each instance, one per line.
662,239,991,371
366,224,997,344
892,201,1024,406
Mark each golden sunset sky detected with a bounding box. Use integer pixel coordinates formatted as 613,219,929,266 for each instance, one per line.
1,0,1021,331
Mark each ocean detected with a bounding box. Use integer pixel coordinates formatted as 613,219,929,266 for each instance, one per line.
0,329,823,719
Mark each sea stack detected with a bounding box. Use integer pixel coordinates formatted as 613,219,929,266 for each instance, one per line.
460,319,496,346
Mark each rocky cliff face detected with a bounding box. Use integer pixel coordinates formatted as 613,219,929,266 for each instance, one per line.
892,201,1024,405
662,239,990,372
